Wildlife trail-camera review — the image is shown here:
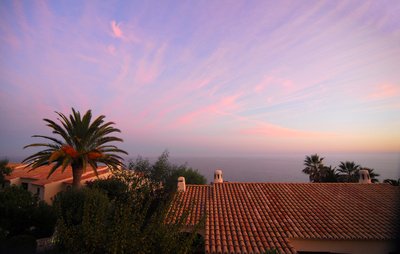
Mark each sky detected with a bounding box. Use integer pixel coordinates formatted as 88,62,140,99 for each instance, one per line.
0,0,399,161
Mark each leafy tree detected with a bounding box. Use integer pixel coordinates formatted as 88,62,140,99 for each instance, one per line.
0,158,13,185
86,176,129,202
384,178,400,186
337,161,360,183
129,150,207,192
169,166,207,186
22,108,128,187
53,169,205,254
302,154,326,183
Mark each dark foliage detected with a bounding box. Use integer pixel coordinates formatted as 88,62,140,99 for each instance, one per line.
302,154,381,183
53,169,206,253
384,178,400,186
129,150,207,192
0,185,56,250
0,157,14,185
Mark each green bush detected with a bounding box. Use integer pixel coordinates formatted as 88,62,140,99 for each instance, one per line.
54,170,206,253
87,176,129,202
54,187,110,253
53,187,88,226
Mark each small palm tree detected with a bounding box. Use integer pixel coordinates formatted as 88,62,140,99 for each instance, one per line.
302,154,326,183
22,108,128,187
337,161,360,183
383,178,400,186
321,166,339,183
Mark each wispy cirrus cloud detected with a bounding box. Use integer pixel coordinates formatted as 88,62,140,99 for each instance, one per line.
168,93,244,130
368,83,400,100
236,124,345,139
111,20,140,43
111,21,125,40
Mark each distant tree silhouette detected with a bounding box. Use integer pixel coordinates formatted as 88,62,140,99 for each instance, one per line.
383,178,400,186
321,166,339,183
302,155,382,184
337,161,360,183
302,154,326,183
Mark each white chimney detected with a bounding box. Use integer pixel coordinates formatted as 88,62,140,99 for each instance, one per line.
213,170,223,183
359,170,371,183
177,177,186,192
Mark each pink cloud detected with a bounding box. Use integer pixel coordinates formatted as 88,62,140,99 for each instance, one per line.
210,85,219,97
253,76,273,93
368,83,400,99
283,80,292,87
111,21,125,39
135,65,156,83
236,124,345,139
110,20,141,43
196,79,210,89
168,93,244,129
214,93,244,111
108,44,115,54
134,44,166,84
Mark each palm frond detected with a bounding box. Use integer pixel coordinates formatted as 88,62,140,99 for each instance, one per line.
23,108,128,187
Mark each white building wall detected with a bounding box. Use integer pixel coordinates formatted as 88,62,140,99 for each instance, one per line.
43,182,67,204
290,238,399,254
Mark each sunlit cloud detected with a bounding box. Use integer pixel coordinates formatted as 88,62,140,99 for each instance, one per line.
168,93,244,130
108,45,115,54
253,76,273,93
368,83,400,99
236,124,345,139
111,21,125,40
196,79,210,89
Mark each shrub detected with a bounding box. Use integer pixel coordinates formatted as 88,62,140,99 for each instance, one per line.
54,170,206,253
0,185,56,241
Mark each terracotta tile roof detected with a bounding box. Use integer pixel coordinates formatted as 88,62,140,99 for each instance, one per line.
168,185,211,225
171,182,400,254
6,163,109,186
63,167,110,184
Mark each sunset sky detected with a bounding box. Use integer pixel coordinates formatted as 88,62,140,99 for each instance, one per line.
1,1,399,160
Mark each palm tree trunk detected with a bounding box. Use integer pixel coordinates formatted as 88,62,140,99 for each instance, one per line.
72,167,84,188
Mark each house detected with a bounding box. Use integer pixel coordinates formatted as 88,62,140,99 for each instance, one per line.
170,171,400,254
3,163,111,204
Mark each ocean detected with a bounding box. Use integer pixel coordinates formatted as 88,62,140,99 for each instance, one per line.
166,152,400,184
8,152,400,184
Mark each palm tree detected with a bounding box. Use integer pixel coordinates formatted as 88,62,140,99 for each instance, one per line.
22,108,128,187
383,178,400,186
361,167,380,183
302,154,326,183
321,166,339,183
337,161,360,183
